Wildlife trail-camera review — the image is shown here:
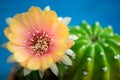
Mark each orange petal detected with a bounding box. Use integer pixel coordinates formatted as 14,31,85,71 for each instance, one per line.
13,49,33,62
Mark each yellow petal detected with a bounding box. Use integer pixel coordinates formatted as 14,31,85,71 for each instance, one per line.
51,51,64,62
13,49,33,62
10,14,28,36
40,55,53,71
43,10,57,22
27,55,53,71
42,18,58,33
4,27,26,46
54,23,69,40
42,10,58,31
28,6,43,27
4,27,11,38
66,38,74,49
22,13,34,29
20,60,28,67
7,42,25,53
55,40,67,51
7,33,26,46
27,55,41,70
51,41,67,62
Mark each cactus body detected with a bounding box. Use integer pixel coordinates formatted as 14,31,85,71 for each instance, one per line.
62,21,120,80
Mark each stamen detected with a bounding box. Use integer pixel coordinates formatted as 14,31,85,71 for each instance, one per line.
45,34,48,37
30,32,52,55
30,39,34,42
32,33,35,36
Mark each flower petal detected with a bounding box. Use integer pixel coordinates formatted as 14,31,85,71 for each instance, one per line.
40,55,53,71
43,10,57,21
4,27,25,46
39,71,44,78
65,49,75,59
22,13,34,29
50,63,58,76
54,23,69,40
61,55,72,65
44,6,51,11
7,33,26,46
55,40,67,51
0,42,7,48
58,17,63,21
6,18,12,25
69,34,79,40
28,6,43,26
7,42,25,53
23,68,32,76
20,60,28,68
42,10,58,32
27,54,53,71
27,55,41,70
51,41,67,62
7,55,15,63
52,51,64,62
60,17,71,25
66,38,74,49
13,49,33,62
4,27,12,38
10,14,28,36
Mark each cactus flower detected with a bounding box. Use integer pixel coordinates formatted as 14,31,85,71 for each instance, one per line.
4,6,75,77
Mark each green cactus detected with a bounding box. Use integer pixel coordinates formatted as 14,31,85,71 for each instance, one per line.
61,21,120,80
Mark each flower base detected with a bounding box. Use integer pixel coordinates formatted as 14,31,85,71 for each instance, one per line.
8,64,59,80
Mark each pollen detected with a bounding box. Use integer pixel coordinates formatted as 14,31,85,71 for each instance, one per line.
28,31,53,55
31,36,50,55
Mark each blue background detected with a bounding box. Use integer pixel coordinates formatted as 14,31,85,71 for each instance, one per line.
0,0,120,79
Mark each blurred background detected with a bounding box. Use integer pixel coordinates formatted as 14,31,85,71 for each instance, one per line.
0,0,120,80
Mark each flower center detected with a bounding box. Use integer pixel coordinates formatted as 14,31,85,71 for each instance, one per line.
26,31,55,55
31,36,50,55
